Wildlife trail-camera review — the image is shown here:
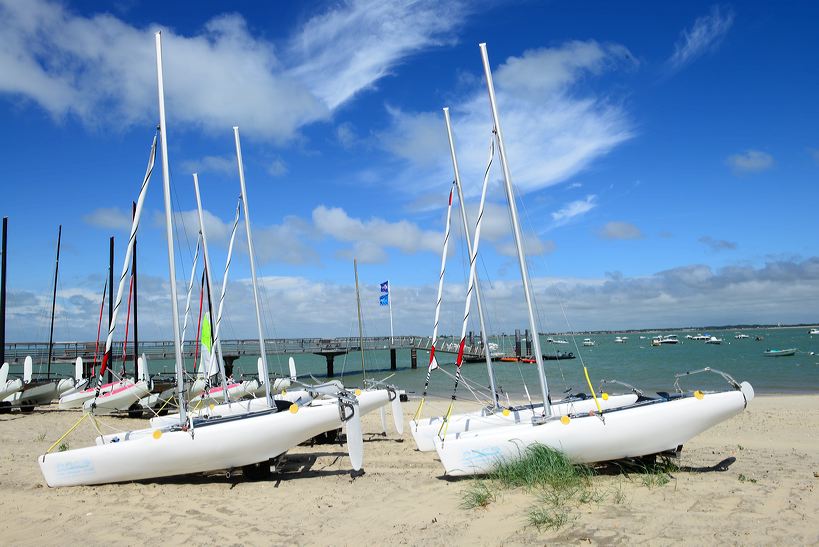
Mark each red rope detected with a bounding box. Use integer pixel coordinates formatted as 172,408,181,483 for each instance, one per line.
92,280,107,377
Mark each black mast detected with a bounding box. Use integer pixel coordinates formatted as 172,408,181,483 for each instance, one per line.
47,225,62,377
108,236,114,383
0,217,7,366
131,202,138,379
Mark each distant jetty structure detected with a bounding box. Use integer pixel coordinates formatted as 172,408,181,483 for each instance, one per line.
2,335,490,377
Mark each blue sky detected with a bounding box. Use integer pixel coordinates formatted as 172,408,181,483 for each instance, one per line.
1,0,817,341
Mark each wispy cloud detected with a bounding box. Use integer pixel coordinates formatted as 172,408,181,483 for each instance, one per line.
726,149,773,174
599,221,642,240
83,207,132,231
699,235,737,252
668,5,735,71
180,155,236,176
377,40,635,198
0,0,467,141
551,195,598,226
267,158,288,177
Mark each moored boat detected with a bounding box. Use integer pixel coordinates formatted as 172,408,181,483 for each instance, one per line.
763,348,797,357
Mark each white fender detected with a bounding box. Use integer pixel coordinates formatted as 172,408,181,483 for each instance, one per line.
344,400,363,471
23,356,32,383
0,363,8,385
74,357,84,382
288,356,297,381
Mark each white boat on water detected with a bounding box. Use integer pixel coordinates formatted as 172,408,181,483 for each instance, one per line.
430,43,753,477
705,336,723,345
809,328,819,335
582,338,595,347
614,336,625,343
691,334,709,341
660,335,680,344
735,333,750,339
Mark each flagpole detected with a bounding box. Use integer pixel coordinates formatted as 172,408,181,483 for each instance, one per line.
387,280,394,345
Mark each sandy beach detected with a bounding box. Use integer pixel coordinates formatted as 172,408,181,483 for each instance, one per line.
1,394,817,545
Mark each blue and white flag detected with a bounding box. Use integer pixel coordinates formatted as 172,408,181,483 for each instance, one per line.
379,280,389,306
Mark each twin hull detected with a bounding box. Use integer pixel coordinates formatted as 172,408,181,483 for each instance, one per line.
39,402,351,487
410,394,639,452
434,383,753,476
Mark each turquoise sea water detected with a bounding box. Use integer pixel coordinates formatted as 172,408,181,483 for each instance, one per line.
17,327,818,399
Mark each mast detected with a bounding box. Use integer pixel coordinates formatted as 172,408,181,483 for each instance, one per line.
233,126,273,407
46,225,62,377
443,107,499,408
107,236,113,383
479,43,551,416
354,259,366,378
155,31,186,425
192,174,231,400
131,201,138,378
0,218,6,367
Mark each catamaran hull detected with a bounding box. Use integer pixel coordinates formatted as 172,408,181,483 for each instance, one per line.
9,381,60,408
410,394,639,452
83,381,151,415
434,383,753,476
38,402,355,487
59,381,118,410
0,379,23,402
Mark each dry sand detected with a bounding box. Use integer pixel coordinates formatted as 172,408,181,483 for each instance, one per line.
1,394,817,545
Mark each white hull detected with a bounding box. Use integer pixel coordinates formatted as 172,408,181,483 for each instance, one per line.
59,380,118,410
434,383,753,476
410,394,639,452
39,401,359,487
0,379,23,402
83,380,151,414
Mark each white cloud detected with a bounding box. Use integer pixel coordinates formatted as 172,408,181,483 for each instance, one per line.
286,0,468,110
336,122,357,149
83,207,132,231
267,158,288,177
668,5,735,70
599,221,642,240
180,155,236,176
377,40,635,198
6,258,819,341
312,205,443,263
727,149,774,173
0,0,467,141
551,194,598,226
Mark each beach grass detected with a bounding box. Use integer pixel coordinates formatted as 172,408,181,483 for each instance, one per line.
460,479,496,509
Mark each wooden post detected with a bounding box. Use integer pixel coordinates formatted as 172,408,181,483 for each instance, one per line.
410,348,417,369
390,347,397,370
326,354,335,377
525,329,532,357
514,329,521,358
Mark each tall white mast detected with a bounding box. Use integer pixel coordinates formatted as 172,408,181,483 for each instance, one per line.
479,43,551,417
443,107,499,409
155,31,186,425
193,174,232,400
233,127,274,408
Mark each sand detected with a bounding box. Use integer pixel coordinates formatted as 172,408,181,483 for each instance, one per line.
1,394,817,546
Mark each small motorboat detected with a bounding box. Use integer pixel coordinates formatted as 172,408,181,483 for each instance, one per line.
763,348,797,357
809,328,819,335
542,352,575,360
705,336,723,345
582,338,595,347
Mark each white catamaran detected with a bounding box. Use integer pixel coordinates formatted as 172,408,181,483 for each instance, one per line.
430,43,753,476
38,33,367,487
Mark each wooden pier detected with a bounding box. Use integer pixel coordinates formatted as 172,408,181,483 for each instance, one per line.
2,335,491,377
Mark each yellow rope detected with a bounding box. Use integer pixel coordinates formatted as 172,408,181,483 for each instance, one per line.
46,413,88,454
582,366,602,413
437,401,455,441
411,397,426,422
